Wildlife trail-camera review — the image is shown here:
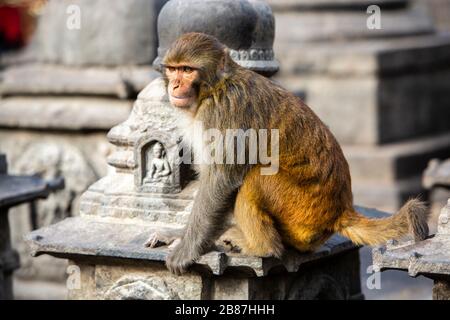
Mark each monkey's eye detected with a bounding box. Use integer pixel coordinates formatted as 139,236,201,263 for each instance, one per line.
166,66,176,73
183,66,194,74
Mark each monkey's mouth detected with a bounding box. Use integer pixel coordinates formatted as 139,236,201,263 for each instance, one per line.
171,95,193,100
170,95,196,108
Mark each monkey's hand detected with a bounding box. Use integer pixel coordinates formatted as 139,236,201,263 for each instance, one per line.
165,242,198,275
144,229,181,249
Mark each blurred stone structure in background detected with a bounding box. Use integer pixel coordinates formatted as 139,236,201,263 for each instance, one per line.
0,153,63,300
0,0,166,299
269,0,450,212
421,0,450,31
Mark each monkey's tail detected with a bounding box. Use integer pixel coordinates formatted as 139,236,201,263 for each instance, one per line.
336,198,430,246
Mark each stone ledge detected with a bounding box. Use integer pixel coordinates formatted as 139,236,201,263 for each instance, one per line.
25,206,387,277
372,234,450,277
344,132,450,183
0,97,133,131
0,64,160,99
275,35,450,76
268,0,407,10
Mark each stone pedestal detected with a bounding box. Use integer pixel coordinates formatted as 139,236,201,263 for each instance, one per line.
24,74,392,300
268,0,450,211
26,216,364,300
0,0,165,299
373,199,450,300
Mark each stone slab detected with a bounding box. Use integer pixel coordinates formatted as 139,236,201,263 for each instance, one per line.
0,64,161,98
344,132,450,183
0,175,63,208
372,235,450,277
373,199,450,277
275,34,450,76
272,5,434,42
24,207,387,277
268,0,407,10
0,97,133,131
30,0,166,66
278,67,450,145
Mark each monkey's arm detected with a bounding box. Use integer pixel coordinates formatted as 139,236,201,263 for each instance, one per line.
166,168,239,275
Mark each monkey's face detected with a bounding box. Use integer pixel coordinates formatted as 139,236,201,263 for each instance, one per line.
164,64,200,112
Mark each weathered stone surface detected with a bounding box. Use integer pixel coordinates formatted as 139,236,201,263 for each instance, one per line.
30,0,166,66
97,264,203,300
345,133,450,183
268,0,407,10
421,0,450,32
24,215,368,300
155,0,279,76
373,199,450,281
212,249,362,300
0,64,160,99
344,133,450,211
24,216,339,277
271,1,433,42
0,97,133,130
24,206,386,278
276,36,450,145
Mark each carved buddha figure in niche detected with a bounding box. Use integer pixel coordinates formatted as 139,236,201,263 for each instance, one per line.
143,142,171,184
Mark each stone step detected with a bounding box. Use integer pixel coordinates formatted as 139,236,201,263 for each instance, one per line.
272,2,433,42
352,175,424,212
0,96,132,131
344,132,450,183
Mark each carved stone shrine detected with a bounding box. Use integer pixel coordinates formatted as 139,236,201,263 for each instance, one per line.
25,0,385,300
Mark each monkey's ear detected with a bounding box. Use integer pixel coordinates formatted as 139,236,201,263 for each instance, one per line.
218,48,231,77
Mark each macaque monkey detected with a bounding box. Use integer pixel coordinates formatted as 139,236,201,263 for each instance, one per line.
145,32,430,275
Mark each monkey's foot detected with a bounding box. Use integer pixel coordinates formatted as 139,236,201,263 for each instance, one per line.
217,227,245,253
217,238,242,253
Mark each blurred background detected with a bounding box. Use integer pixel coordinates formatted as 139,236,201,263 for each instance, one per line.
0,0,449,300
